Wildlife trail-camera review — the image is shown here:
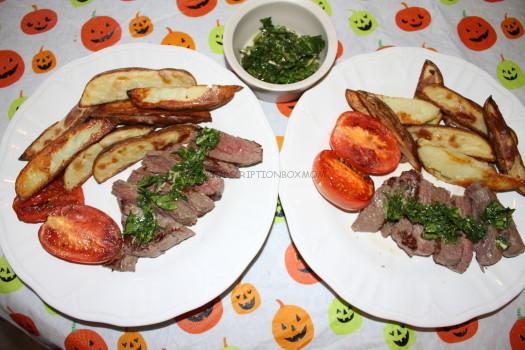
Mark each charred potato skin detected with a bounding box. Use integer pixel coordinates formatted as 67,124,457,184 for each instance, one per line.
15,119,115,200
415,59,444,96
92,124,200,184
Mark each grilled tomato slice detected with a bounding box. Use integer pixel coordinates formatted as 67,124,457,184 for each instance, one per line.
330,111,401,175
38,204,122,264
312,150,374,211
13,178,84,223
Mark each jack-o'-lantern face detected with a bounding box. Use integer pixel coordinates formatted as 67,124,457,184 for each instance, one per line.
348,10,378,36
497,56,525,90
20,5,58,35
437,319,478,343
501,14,523,39
457,11,497,51
118,331,148,350
285,243,319,284
208,20,224,54
177,0,217,17
510,314,525,350
0,50,25,88
395,3,431,31
277,100,297,118
8,307,39,336
272,299,314,350
162,28,196,50
64,329,108,350
384,323,415,350
313,0,332,16
7,90,28,120
32,46,56,74
81,12,122,51
230,282,261,314
177,298,223,334
0,256,23,294
129,12,153,38
328,298,363,335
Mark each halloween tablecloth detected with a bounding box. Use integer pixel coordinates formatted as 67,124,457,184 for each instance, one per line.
1,0,525,349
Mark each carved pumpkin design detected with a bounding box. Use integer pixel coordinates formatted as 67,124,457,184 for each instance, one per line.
272,299,314,350
501,13,523,39
277,100,297,118
395,3,431,32
177,298,223,334
313,0,332,16
161,27,196,50
285,243,319,284
510,309,525,350
32,46,56,74
0,50,25,88
437,319,478,343
7,90,28,121
208,20,224,54
20,5,57,35
0,255,23,293
230,282,261,314
336,41,343,59
457,10,497,51
8,307,39,336
384,323,416,350
129,12,153,38
118,331,148,350
348,10,378,36
177,0,217,17
81,11,122,51
328,298,363,335
65,329,108,350
497,54,525,90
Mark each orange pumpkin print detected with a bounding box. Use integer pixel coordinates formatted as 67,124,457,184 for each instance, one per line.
276,136,284,151
501,13,523,39
272,299,314,350
226,0,245,4
177,0,217,17
285,243,319,285
81,11,122,51
277,100,298,118
8,307,39,336
437,319,478,343
65,329,108,350
118,331,148,350
129,12,154,38
395,2,431,31
377,39,395,51
336,41,344,60
20,5,57,35
177,298,223,334
161,27,196,50
32,46,56,74
230,282,261,314
510,309,525,350
0,50,25,88
457,10,497,51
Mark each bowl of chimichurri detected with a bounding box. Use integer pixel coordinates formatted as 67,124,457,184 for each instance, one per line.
223,0,338,103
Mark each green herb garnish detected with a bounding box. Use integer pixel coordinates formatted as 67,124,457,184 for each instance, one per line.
122,128,220,244
480,200,515,230
495,235,511,251
240,17,326,84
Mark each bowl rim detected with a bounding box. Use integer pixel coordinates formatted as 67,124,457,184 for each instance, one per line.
223,0,338,92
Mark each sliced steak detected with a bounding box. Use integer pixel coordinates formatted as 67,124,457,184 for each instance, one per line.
474,226,502,267
454,238,474,274
203,158,240,178
207,132,263,166
184,190,215,216
193,172,224,200
157,200,198,226
113,180,138,202
107,254,139,272
433,237,473,273
465,183,496,217
390,219,435,257
452,195,471,216
125,226,195,258
500,222,525,257
143,150,175,174
128,166,153,184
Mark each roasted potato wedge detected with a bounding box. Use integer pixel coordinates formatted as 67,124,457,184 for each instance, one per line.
93,124,199,183
417,139,523,191
345,89,369,115
128,85,243,111
408,125,495,161
483,96,525,194
19,105,92,161
63,126,153,191
415,59,444,96
15,119,115,199
416,84,487,135
356,90,422,171
79,68,197,107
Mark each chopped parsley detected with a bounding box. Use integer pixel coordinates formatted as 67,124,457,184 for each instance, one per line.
240,17,326,84
122,128,220,244
480,201,515,230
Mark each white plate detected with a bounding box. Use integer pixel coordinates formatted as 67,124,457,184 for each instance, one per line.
0,43,279,327
279,47,525,327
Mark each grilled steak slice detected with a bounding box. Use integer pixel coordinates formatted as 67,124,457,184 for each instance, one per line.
390,219,435,257
433,236,473,273
193,172,224,200
184,190,214,216
124,226,195,258
203,158,240,178
418,179,451,205
128,166,153,184
466,183,496,217
207,132,262,166
500,222,525,257
113,180,138,202
107,254,139,272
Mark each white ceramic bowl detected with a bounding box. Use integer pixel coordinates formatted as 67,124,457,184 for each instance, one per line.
223,0,338,103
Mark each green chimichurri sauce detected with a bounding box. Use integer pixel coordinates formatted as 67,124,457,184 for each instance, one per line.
240,17,326,84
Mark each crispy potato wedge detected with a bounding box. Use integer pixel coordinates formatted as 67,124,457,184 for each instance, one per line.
19,105,92,161
15,119,115,199
128,85,243,111
79,68,197,107
415,59,444,96
93,124,199,183
417,139,523,191
63,126,153,191
416,84,487,135
345,89,369,115
483,96,525,194
356,90,422,171
376,94,442,125
408,125,495,161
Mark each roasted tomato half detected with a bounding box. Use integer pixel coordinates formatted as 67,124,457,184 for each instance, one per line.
330,111,401,175
312,150,374,211
38,204,122,264
12,178,84,223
